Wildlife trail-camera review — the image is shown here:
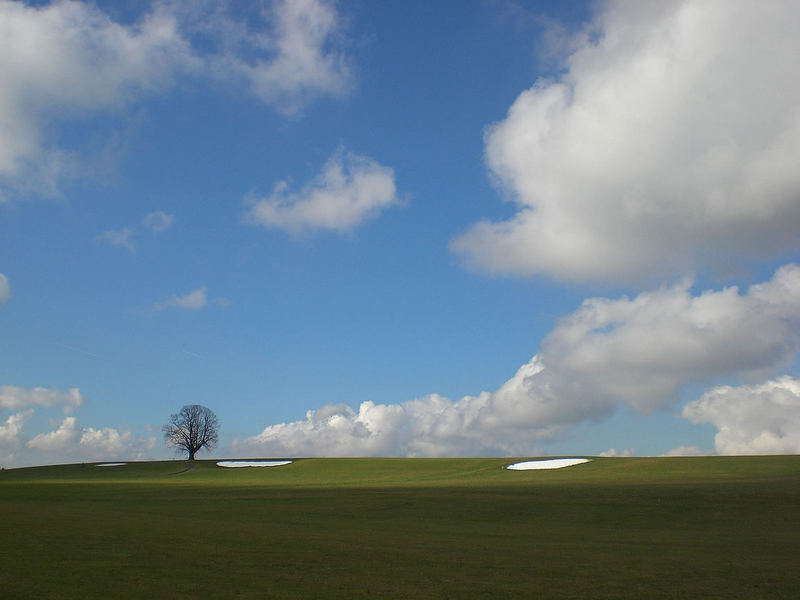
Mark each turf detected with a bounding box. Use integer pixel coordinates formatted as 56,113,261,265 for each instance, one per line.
1,456,799,599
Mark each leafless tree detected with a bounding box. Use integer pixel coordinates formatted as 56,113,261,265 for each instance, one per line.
163,404,219,460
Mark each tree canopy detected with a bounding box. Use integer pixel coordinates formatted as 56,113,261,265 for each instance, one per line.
163,404,219,460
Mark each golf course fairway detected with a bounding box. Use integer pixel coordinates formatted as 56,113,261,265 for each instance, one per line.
1,456,798,599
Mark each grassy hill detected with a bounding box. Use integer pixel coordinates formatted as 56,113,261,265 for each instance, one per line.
2,456,799,598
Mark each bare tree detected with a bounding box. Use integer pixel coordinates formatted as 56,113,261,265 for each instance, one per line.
163,404,219,460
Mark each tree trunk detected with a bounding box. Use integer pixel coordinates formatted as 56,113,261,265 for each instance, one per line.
188,448,195,460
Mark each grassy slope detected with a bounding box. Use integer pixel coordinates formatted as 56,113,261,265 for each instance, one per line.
1,457,799,599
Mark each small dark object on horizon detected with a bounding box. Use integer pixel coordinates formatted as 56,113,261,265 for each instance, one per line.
163,404,219,460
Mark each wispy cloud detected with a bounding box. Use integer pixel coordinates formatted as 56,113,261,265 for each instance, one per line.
244,149,400,234
0,0,353,199
95,227,136,252
52,342,101,359
207,0,354,115
0,385,83,413
142,210,175,233
662,446,713,457
152,286,208,312
0,273,9,304
148,286,231,315
599,448,636,458
96,211,175,251
0,0,194,198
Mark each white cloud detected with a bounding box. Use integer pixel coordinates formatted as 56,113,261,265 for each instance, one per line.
153,286,208,312
539,263,800,412
96,210,175,250
233,358,609,458
452,0,800,283
150,286,230,314
0,410,32,450
0,386,85,464
244,150,399,234
219,0,353,114
25,416,156,462
235,264,800,457
0,385,155,466
0,385,83,412
95,227,136,251
599,448,635,457
142,210,175,232
233,393,537,458
0,0,194,196
0,272,8,304
683,376,800,455
0,0,352,197
662,445,712,457
26,416,79,452
79,426,155,457
169,287,207,309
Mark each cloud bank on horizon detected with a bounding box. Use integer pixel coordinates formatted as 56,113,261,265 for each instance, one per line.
0,385,156,465
2,0,800,467
234,264,800,457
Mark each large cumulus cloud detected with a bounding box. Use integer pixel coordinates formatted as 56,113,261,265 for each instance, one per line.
683,376,800,455
26,416,156,461
541,264,800,411
451,0,800,283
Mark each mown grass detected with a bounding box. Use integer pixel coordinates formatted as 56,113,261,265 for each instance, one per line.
1,456,799,599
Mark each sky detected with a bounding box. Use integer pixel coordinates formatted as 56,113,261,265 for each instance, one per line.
2,0,800,467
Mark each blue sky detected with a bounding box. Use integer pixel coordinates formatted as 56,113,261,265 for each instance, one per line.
2,0,800,467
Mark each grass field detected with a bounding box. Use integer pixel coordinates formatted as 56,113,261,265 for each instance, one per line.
1,456,799,599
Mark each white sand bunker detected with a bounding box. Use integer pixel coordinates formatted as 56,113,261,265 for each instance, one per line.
507,458,590,470
216,460,292,468
96,462,128,467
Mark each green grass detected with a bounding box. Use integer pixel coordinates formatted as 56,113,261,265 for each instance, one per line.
1,456,799,599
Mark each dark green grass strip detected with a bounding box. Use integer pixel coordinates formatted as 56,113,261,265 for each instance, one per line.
1,457,799,599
